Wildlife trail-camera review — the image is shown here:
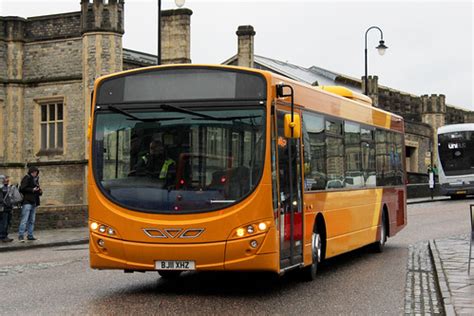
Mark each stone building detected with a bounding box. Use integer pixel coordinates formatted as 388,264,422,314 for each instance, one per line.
224,25,473,175
0,0,191,228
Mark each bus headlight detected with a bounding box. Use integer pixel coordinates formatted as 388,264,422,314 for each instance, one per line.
236,228,245,237
90,221,118,238
247,225,255,234
230,220,271,239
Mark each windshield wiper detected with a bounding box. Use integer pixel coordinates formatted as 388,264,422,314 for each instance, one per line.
106,105,182,122
160,104,220,120
160,104,259,122
192,115,260,121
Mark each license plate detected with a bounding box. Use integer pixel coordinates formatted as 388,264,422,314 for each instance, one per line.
456,190,467,195
155,260,195,270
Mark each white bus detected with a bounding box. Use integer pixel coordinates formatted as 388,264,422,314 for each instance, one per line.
437,123,474,198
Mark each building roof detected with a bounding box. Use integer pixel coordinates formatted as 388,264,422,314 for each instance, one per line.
254,55,338,87
123,48,157,66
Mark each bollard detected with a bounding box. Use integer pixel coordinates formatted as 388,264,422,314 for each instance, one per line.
468,204,474,274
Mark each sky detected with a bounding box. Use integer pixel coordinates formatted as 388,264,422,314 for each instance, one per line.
1,0,473,110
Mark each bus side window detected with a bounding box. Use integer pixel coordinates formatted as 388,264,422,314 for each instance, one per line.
302,112,326,191
326,120,344,189
344,121,362,188
375,129,387,186
361,127,376,187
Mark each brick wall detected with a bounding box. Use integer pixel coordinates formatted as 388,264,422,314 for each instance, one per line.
10,204,88,231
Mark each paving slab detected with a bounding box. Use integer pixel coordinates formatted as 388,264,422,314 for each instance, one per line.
430,235,474,315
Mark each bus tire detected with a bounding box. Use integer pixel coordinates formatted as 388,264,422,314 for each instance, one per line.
158,270,182,279
371,209,387,253
302,228,322,281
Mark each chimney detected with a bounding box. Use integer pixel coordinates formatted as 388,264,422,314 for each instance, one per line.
161,8,193,64
236,25,255,68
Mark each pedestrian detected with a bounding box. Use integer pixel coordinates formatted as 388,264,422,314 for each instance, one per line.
0,175,14,242
18,166,42,242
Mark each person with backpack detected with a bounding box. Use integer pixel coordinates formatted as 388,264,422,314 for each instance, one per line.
18,166,42,242
0,175,16,242
0,175,14,242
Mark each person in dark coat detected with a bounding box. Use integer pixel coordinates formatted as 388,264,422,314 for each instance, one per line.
0,175,14,242
18,166,42,242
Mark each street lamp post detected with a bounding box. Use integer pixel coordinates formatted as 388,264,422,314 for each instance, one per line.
158,0,186,65
364,26,388,96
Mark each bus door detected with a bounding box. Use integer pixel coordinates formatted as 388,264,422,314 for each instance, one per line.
276,110,304,268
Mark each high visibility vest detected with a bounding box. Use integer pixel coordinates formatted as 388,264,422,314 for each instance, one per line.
159,159,175,179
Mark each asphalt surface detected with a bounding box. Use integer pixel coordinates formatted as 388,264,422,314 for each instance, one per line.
0,198,471,315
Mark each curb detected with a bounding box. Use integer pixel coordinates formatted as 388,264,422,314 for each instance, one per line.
407,197,450,205
429,240,456,316
0,238,89,252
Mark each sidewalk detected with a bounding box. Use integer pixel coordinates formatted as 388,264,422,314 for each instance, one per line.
430,235,474,315
407,195,450,204
0,227,88,252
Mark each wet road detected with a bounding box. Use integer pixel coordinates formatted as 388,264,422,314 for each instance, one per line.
0,198,471,315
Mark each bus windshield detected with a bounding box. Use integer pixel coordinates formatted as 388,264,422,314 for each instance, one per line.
438,131,474,176
93,106,266,214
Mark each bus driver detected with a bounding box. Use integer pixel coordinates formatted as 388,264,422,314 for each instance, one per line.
134,140,176,185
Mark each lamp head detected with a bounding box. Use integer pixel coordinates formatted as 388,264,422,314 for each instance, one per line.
376,40,388,56
175,0,185,7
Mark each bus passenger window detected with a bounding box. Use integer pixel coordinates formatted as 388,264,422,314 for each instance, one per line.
375,129,388,186
361,127,376,187
344,122,362,188
326,120,344,189
302,112,326,191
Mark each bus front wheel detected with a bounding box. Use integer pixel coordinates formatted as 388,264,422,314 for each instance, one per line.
371,210,387,253
302,229,321,281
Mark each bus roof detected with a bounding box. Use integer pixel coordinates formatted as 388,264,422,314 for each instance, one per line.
438,123,474,134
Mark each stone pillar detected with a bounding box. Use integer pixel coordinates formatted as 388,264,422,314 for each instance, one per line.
0,17,26,162
161,8,192,64
236,25,256,68
361,75,379,107
81,0,124,199
421,94,446,165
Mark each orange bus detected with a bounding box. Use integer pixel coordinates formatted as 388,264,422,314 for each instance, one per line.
88,65,406,280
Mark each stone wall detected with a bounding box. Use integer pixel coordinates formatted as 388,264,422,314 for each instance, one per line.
26,12,81,41
23,39,82,80
404,121,433,173
0,163,86,206
21,81,84,161
10,204,88,231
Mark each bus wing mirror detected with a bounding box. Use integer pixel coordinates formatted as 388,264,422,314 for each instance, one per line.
284,113,301,139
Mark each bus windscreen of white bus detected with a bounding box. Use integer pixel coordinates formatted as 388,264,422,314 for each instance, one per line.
438,131,474,176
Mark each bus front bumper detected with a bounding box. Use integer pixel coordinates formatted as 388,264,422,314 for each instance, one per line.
440,183,474,196
89,230,279,273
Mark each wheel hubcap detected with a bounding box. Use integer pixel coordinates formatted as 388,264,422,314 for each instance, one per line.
312,232,321,263
380,222,385,245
